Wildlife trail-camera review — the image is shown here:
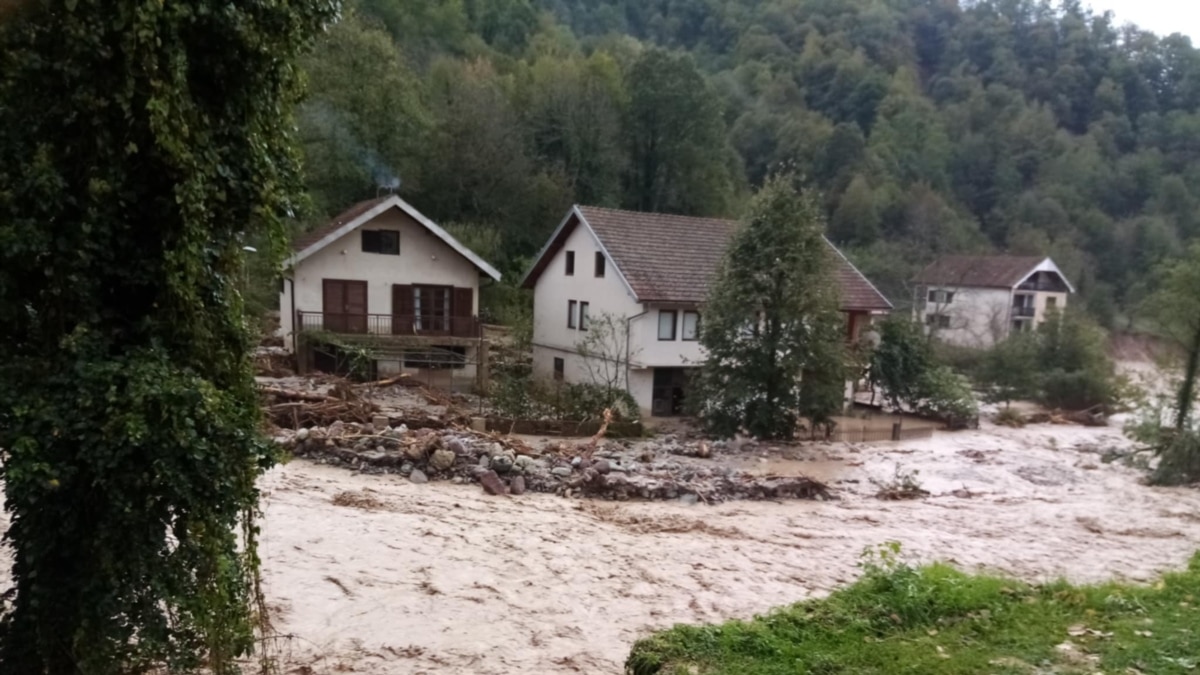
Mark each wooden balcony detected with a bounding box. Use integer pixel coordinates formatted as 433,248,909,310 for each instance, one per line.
297,311,482,340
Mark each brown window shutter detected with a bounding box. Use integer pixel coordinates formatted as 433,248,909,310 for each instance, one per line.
453,287,475,338
392,284,414,335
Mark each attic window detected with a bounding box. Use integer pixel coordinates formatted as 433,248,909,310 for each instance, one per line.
928,290,954,304
595,251,606,278
362,230,399,255
565,251,575,276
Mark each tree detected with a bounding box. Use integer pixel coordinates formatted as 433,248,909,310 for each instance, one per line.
980,332,1041,407
830,174,882,245
690,175,845,440
0,0,331,671
868,318,933,410
1139,244,1200,485
1035,309,1118,410
575,311,641,402
625,48,739,216
298,11,432,216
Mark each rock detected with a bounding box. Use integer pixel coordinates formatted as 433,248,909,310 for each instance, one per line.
514,455,537,472
492,455,514,474
404,443,428,462
296,428,310,441
510,475,526,495
372,415,390,428
479,470,507,495
592,459,611,475
429,448,456,472
678,493,698,505
478,455,491,470
571,456,582,468
551,466,572,478
447,438,466,456
409,469,428,484
362,423,375,434
400,462,414,476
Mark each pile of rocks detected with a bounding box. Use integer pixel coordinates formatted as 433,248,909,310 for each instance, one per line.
277,422,830,503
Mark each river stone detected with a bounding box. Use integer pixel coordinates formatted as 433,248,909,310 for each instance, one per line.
492,455,514,474
429,448,456,472
479,470,506,495
409,469,428,484
479,454,491,469
296,428,310,441
509,475,526,495
551,466,572,478
446,437,466,455
592,459,611,475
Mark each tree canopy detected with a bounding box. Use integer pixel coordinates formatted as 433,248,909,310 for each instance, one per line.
294,0,1200,324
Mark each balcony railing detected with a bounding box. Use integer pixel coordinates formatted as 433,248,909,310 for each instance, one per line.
1012,305,1036,318
297,311,481,339
1017,281,1063,292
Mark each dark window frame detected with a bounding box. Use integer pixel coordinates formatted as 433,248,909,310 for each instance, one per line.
595,251,606,278
658,310,678,341
362,229,400,255
567,300,577,329
565,250,575,276
553,357,564,381
580,301,590,331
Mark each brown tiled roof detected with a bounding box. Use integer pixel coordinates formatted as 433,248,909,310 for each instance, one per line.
291,196,391,252
912,255,1046,289
524,205,893,311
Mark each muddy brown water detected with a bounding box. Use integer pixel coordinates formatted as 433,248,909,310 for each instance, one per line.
3,417,1198,675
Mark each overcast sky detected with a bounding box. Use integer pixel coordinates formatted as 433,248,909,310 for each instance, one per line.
1086,0,1199,41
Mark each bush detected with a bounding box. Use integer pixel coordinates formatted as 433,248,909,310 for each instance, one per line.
489,369,639,422
993,406,1026,427
916,366,979,429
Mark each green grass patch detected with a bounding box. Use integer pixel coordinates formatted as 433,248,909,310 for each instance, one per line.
626,544,1200,675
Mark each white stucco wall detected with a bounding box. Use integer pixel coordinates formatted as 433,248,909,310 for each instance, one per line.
281,207,482,351
1033,291,1069,323
631,305,707,367
530,220,642,356
916,286,1014,348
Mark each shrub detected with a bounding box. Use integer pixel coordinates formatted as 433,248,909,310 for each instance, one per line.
993,406,1026,427
916,366,979,429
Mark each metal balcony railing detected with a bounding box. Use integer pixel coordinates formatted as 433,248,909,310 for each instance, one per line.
297,312,481,338
1012,305,1036,318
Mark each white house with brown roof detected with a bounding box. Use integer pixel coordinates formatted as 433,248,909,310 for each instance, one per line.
280,194,500,387
521,205,893,417
912,255,1073,348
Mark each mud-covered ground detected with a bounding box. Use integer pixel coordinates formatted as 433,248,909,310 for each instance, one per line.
251,418,1200,674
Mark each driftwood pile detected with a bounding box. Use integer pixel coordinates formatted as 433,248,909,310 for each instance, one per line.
261,383,379,429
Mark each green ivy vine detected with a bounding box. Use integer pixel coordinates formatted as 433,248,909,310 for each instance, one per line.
0,0,336,672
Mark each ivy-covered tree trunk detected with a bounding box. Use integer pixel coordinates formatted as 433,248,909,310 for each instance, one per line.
0,1,333,672
689,174,845,440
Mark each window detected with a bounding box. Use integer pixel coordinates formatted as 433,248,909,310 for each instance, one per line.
579,302,590,330
658,310,677,340
553,357,564,381
927,289,954,304
567,300,577,329
595,251,606,278
565,251,575,276
682,311,700,341
1046,296,1057,309
362,229,399,255
925,313,950,329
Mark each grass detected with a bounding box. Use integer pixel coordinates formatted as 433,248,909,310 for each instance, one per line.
626,544,1200,675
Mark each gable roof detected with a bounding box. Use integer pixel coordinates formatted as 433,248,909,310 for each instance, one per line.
521,205,893,311
287,195,502,281
913,255,1073,292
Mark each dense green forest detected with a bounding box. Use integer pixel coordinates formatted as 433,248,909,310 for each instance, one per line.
296,0,1200,325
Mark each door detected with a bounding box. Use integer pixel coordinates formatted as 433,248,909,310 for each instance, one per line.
322,279,368,333
413,285,453,334
652,368,691,416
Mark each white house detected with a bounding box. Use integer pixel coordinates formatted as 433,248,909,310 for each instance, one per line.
911,255,1074,348
521,205,893,417
280,194,501,388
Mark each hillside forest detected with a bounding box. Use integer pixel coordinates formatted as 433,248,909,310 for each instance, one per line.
293,0,1200,325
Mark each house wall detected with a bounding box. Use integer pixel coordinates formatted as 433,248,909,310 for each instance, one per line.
531,219,642,360
281,207,481,352
916,285,1014,348
632,305,707,367
1033,291,1069,323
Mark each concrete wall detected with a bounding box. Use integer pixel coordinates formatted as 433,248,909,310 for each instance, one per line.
281,207,482,351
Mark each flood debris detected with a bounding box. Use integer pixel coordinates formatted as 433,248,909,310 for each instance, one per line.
274,421,831,504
